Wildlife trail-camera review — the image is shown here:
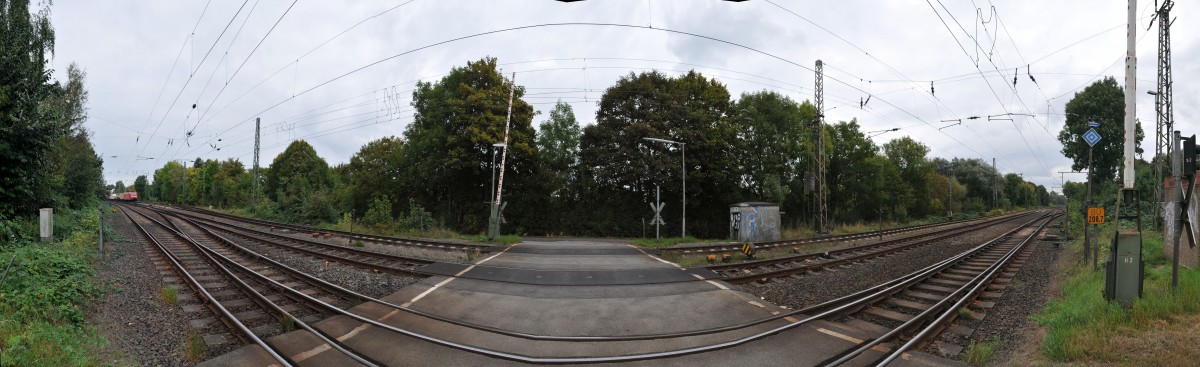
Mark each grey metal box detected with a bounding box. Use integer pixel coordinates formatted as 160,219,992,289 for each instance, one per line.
1104,231,1144,307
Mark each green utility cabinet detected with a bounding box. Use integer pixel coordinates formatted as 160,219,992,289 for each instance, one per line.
1104,231,1144,307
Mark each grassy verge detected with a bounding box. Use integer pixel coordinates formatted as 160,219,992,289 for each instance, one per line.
0,202,109,366
467,234,522,246
633,236,725,249
963,340,998,365
218,205,523,245
1034,227,1200,365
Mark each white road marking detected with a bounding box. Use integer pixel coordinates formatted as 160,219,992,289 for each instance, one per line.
628,244,680,267
817,328,893,353
337,323,374,342
705,280,730,290
290,343,331,362
401,245,516,308
402,277,457,308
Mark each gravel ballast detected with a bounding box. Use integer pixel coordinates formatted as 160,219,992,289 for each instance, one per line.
90,207,192,367
93,206,430,366
736,215,1038,310
952,220,1063,363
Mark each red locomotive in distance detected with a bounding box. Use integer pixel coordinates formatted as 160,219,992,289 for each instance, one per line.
109,191,138,201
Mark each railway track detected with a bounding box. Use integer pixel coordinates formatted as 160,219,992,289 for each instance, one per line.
663,213,1008,255
807,211,1061,365
708,211,1040,284
117,199,1060,364
156,207,434,276
162,204,492,253
117,204,371,365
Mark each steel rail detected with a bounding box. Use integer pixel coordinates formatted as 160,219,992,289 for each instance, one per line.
822,213,1059,366
116,204,296,367
663,213,1011,255
164,208,433,276
162,204,491,252
709,212,1030,272
144,209,1053,364
715,212,1037,284
158,209,385,367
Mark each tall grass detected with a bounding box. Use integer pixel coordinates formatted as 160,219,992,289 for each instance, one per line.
963,340,998,366
633,236,707,249
0,202,109,366
1034,229,1200,363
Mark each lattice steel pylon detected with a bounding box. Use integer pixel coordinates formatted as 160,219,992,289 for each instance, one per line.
1152,0,1174,228
253,117,261,201
814,60,828,234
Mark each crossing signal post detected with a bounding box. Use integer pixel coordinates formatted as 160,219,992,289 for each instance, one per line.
650,185,665,240
1083,123,1101,268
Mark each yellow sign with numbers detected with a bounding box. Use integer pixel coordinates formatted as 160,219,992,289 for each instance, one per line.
1087,207,1105,225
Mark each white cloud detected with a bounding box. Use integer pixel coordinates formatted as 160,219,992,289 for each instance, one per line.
49,0,1196,194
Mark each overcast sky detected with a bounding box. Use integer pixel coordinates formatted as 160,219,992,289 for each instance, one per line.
49,0,1199,193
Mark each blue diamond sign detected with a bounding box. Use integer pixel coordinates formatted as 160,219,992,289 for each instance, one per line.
1083,128,1101,147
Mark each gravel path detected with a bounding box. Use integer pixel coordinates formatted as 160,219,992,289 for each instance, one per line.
89,207,192,367
736,215,1034,310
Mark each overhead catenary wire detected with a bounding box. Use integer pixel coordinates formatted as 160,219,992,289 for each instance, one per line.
130,0,252,170
123,0,214,171
193,0,422,140
191,21,1010,180
927,0,1050,175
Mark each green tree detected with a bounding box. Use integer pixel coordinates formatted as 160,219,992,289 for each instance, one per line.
733,91,815,206
113,181,125,193
827,120,879,222
537,101,581,174
152,161,186,203
363,194,394,229
0,0,58,214
347,136,405,217
882,136,933,217
575,70,739,237
403,57,539,233
264,140,335,223
1057,76,1144,183
133,175,148,198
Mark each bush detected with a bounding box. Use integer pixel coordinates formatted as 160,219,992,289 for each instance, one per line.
0,205,108,366
363,195,394,229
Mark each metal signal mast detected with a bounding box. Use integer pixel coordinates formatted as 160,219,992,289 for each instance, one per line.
814,60,828,234
253,117,261,201
1152,0,1174,160
1151,0,1174,229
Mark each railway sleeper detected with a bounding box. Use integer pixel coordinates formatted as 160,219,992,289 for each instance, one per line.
885,297,932,312
865,306,916,324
